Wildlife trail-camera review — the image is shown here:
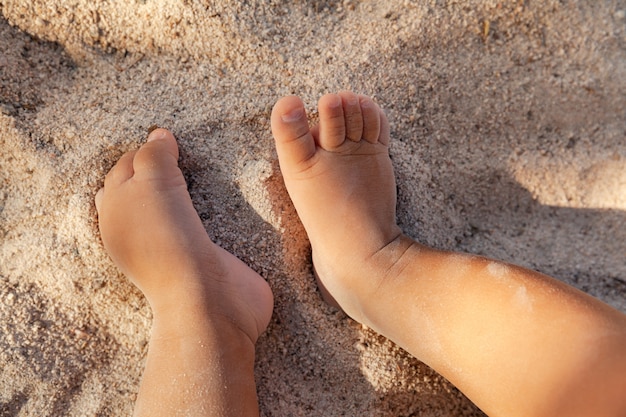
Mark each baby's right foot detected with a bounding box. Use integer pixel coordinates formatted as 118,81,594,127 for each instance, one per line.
272,92,408,323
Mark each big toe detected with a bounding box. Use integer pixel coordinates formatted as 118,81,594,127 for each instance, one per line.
271,96,316,172
132,128,181,180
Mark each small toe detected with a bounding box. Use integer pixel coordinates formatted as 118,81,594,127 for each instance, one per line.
359,95,381,144
104,150,137,187
317,93,347,150
379,108,391,146
339,91,364,142
95,188,105,214
272,95,316,169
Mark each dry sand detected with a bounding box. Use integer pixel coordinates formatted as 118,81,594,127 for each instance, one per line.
1,0,625,415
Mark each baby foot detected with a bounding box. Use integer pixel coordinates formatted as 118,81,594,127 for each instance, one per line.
272,91,403,322
95,128,273,343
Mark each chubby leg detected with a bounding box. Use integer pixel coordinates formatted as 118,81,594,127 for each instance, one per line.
272,92,626,417
96,129,273,417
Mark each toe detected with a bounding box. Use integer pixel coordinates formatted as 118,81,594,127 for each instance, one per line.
271,95,316,170
95,188,104,214
104,150,137,187
338,91,364,142
317,93,347,150
132,128,181,180
359,95,381,143
379,108,391,146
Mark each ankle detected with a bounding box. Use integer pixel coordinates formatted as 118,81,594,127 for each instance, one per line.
315,232,418,327
369,233,419,273
355,234,424,328
151,293,257,347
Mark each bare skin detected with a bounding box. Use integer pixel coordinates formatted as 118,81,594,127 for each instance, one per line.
95,128,273,417
271,91,626,417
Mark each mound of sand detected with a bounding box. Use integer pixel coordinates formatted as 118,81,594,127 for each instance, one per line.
1,0,624,415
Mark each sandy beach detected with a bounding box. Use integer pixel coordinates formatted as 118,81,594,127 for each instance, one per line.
1,0,625,415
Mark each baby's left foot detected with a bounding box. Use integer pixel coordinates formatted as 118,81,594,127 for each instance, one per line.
95,128,273,344
96,128,273,415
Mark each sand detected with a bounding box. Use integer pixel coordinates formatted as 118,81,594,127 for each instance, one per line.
0,0,625,415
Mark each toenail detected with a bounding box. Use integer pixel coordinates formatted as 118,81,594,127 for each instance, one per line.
281,108,304,123
147,128,168,142
328,95,342,108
